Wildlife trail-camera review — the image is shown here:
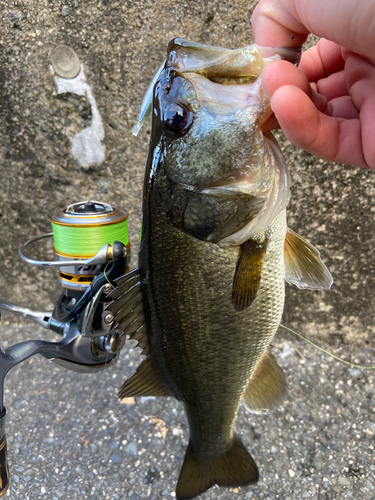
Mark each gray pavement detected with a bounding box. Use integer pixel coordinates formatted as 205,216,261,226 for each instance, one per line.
0,319,374,500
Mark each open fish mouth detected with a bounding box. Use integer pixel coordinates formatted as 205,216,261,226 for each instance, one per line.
166,37,301,83
133,38,301,135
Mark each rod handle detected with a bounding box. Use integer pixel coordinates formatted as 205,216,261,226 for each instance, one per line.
0,410,9,498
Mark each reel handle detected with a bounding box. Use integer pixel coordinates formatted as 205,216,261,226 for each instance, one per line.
0,409,9,498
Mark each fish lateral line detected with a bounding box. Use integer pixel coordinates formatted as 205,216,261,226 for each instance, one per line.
279,324,375,370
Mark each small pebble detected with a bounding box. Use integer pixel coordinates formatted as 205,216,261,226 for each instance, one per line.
111,453,121,464
124,442,138,458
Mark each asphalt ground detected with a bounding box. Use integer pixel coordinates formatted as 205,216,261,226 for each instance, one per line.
0,320,374,500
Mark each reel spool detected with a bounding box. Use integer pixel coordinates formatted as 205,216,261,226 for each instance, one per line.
50,201,130,292
19,200,131,295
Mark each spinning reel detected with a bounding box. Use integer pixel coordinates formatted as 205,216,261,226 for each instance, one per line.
0,201,131,497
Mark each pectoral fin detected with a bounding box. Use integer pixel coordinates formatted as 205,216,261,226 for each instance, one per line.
232,237,268,311
119,356,170,399
284,228,333,290
243,349,287,411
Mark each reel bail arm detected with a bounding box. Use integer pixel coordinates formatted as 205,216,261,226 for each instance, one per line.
19,237,115,268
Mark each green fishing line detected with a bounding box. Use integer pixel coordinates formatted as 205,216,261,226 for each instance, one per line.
51,219,129,257
280,324,375,370
104,260,115,288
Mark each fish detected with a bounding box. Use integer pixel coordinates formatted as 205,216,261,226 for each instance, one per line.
106,38,333,499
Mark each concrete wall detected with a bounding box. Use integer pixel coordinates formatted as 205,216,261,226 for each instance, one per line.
1,0,374,345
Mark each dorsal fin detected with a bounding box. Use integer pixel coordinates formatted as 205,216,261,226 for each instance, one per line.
284,228,333,290
109,268,141,299
119,356,170,399
106,270,168,399
105,268,149,353
243,349,287,411
232,237,268,311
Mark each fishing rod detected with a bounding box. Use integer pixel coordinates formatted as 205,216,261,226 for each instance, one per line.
0,200,131,497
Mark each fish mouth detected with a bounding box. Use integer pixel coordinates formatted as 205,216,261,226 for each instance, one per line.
169,39,301,129
133,39,301,136
181,70,270,119
167,38,301,84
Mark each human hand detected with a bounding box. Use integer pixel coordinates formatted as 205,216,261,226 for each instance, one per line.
252,0,375,168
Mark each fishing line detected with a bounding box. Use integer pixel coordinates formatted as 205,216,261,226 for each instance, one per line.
51,220,129,257
279,324,375,370
104,260,115,288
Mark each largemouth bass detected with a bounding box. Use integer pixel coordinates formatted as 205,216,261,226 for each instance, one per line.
107,38,332,499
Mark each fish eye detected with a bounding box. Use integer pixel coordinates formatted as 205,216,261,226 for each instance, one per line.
162,103,190,133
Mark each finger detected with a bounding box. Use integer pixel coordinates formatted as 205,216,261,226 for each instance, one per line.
358,97,375,168
252,0,309,47
316,70,348,101
270,85,367,167
252,0,375,62
345,53,375,167
262,60,311,95
262,60,328,112
327,96,359,119
299,40,345,82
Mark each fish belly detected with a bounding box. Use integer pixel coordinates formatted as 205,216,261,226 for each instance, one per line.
141,198,287,456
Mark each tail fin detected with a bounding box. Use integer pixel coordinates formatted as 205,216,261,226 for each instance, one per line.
176,434,259,500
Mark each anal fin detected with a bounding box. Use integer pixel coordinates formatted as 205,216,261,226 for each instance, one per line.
232,237,268,311
243,349,287,411
284,227,333,290
119,356,170,399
